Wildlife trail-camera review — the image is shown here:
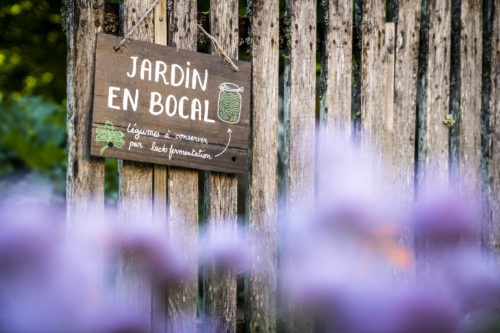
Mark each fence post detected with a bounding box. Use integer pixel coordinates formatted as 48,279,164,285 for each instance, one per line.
202,0,239,332
458,0,483,249
419,0,452,195
116,1,155,331
65,0,105,224
486,1,500,256
245,0,280,331
151,1,168,331
360,0,393,178
319,0,352,139
164,1,199,331
283,0,317,331
458,0,482,206
393,0,421,252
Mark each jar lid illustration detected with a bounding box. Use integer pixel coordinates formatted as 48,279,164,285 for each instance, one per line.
218,82,244,124
219,82,244,93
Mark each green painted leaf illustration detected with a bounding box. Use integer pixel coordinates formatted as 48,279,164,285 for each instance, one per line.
95,120,125,155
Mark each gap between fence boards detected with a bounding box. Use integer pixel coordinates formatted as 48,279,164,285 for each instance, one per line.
103,3,325,51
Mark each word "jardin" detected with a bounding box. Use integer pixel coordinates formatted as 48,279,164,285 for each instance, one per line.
106,56,216,123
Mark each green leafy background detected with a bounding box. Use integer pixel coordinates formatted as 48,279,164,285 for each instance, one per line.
0,1,68,201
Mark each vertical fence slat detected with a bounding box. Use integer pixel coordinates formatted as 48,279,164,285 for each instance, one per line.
458,0,482,197
203,0,239,331
117,1,155,331
459,0,483,249
384,22,396,169
152,1,168,331
393,1,421,260
284,0,317,212
487,2,500,254
165,1,198,331
421,0,452,193
394,0,421,210
245,0,279,331
360,0,393,177
153,2,168,225
283,0,317,331
319,0,352,137
65,0,105,223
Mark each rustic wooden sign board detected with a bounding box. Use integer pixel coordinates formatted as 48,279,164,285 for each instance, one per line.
90,33,251,174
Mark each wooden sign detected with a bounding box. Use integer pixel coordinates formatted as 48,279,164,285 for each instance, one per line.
90,33,251,174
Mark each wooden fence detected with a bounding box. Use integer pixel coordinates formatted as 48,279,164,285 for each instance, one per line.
64,0,500,331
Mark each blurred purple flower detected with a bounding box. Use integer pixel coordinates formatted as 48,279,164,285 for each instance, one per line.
413,194,480,248
0,218,58,283
386,290,461,333
109,222,188,286
199,225,251,272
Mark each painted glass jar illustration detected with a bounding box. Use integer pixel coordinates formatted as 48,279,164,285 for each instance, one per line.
218,82,244,124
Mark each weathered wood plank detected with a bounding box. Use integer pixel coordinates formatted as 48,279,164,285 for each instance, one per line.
203,0,239,331
283,0,317,331
319,0,352,138
284,0,317,209
384,22,396,170
360,0,392,178
459,0,483,249
165,1,199,332
65,0,105,224
487,1,500,255
116,1,155,331
245,0,280,332
203,175,237,332
153,0,168,228
393,0,421,249
458,0,482,196
421,0,452,194
152,1,167,331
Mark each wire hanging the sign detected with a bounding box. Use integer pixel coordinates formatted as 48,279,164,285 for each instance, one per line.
114,0,161,51
197,25,240,72
112,0,240,72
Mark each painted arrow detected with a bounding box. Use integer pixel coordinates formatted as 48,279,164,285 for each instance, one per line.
215,128,232,158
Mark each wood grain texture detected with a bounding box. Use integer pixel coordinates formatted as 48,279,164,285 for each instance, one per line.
458,0,482,197
65,0,105,224
153,0,168,232
319,0,352,138
421,0,452,194
166,169,198,332
152,2,167,331
203,175,237,332
394,0,421,204
245,0,279,332
165,0,199,332
117,1,155,331
384,22,396,173
360,0,393,178
283,0,316,331
487,2,500,255
90,34,251,174
203,0,239,331
393,0,421,250
283,0,317,208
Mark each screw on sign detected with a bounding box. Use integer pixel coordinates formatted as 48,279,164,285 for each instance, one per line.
218,83,244,124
